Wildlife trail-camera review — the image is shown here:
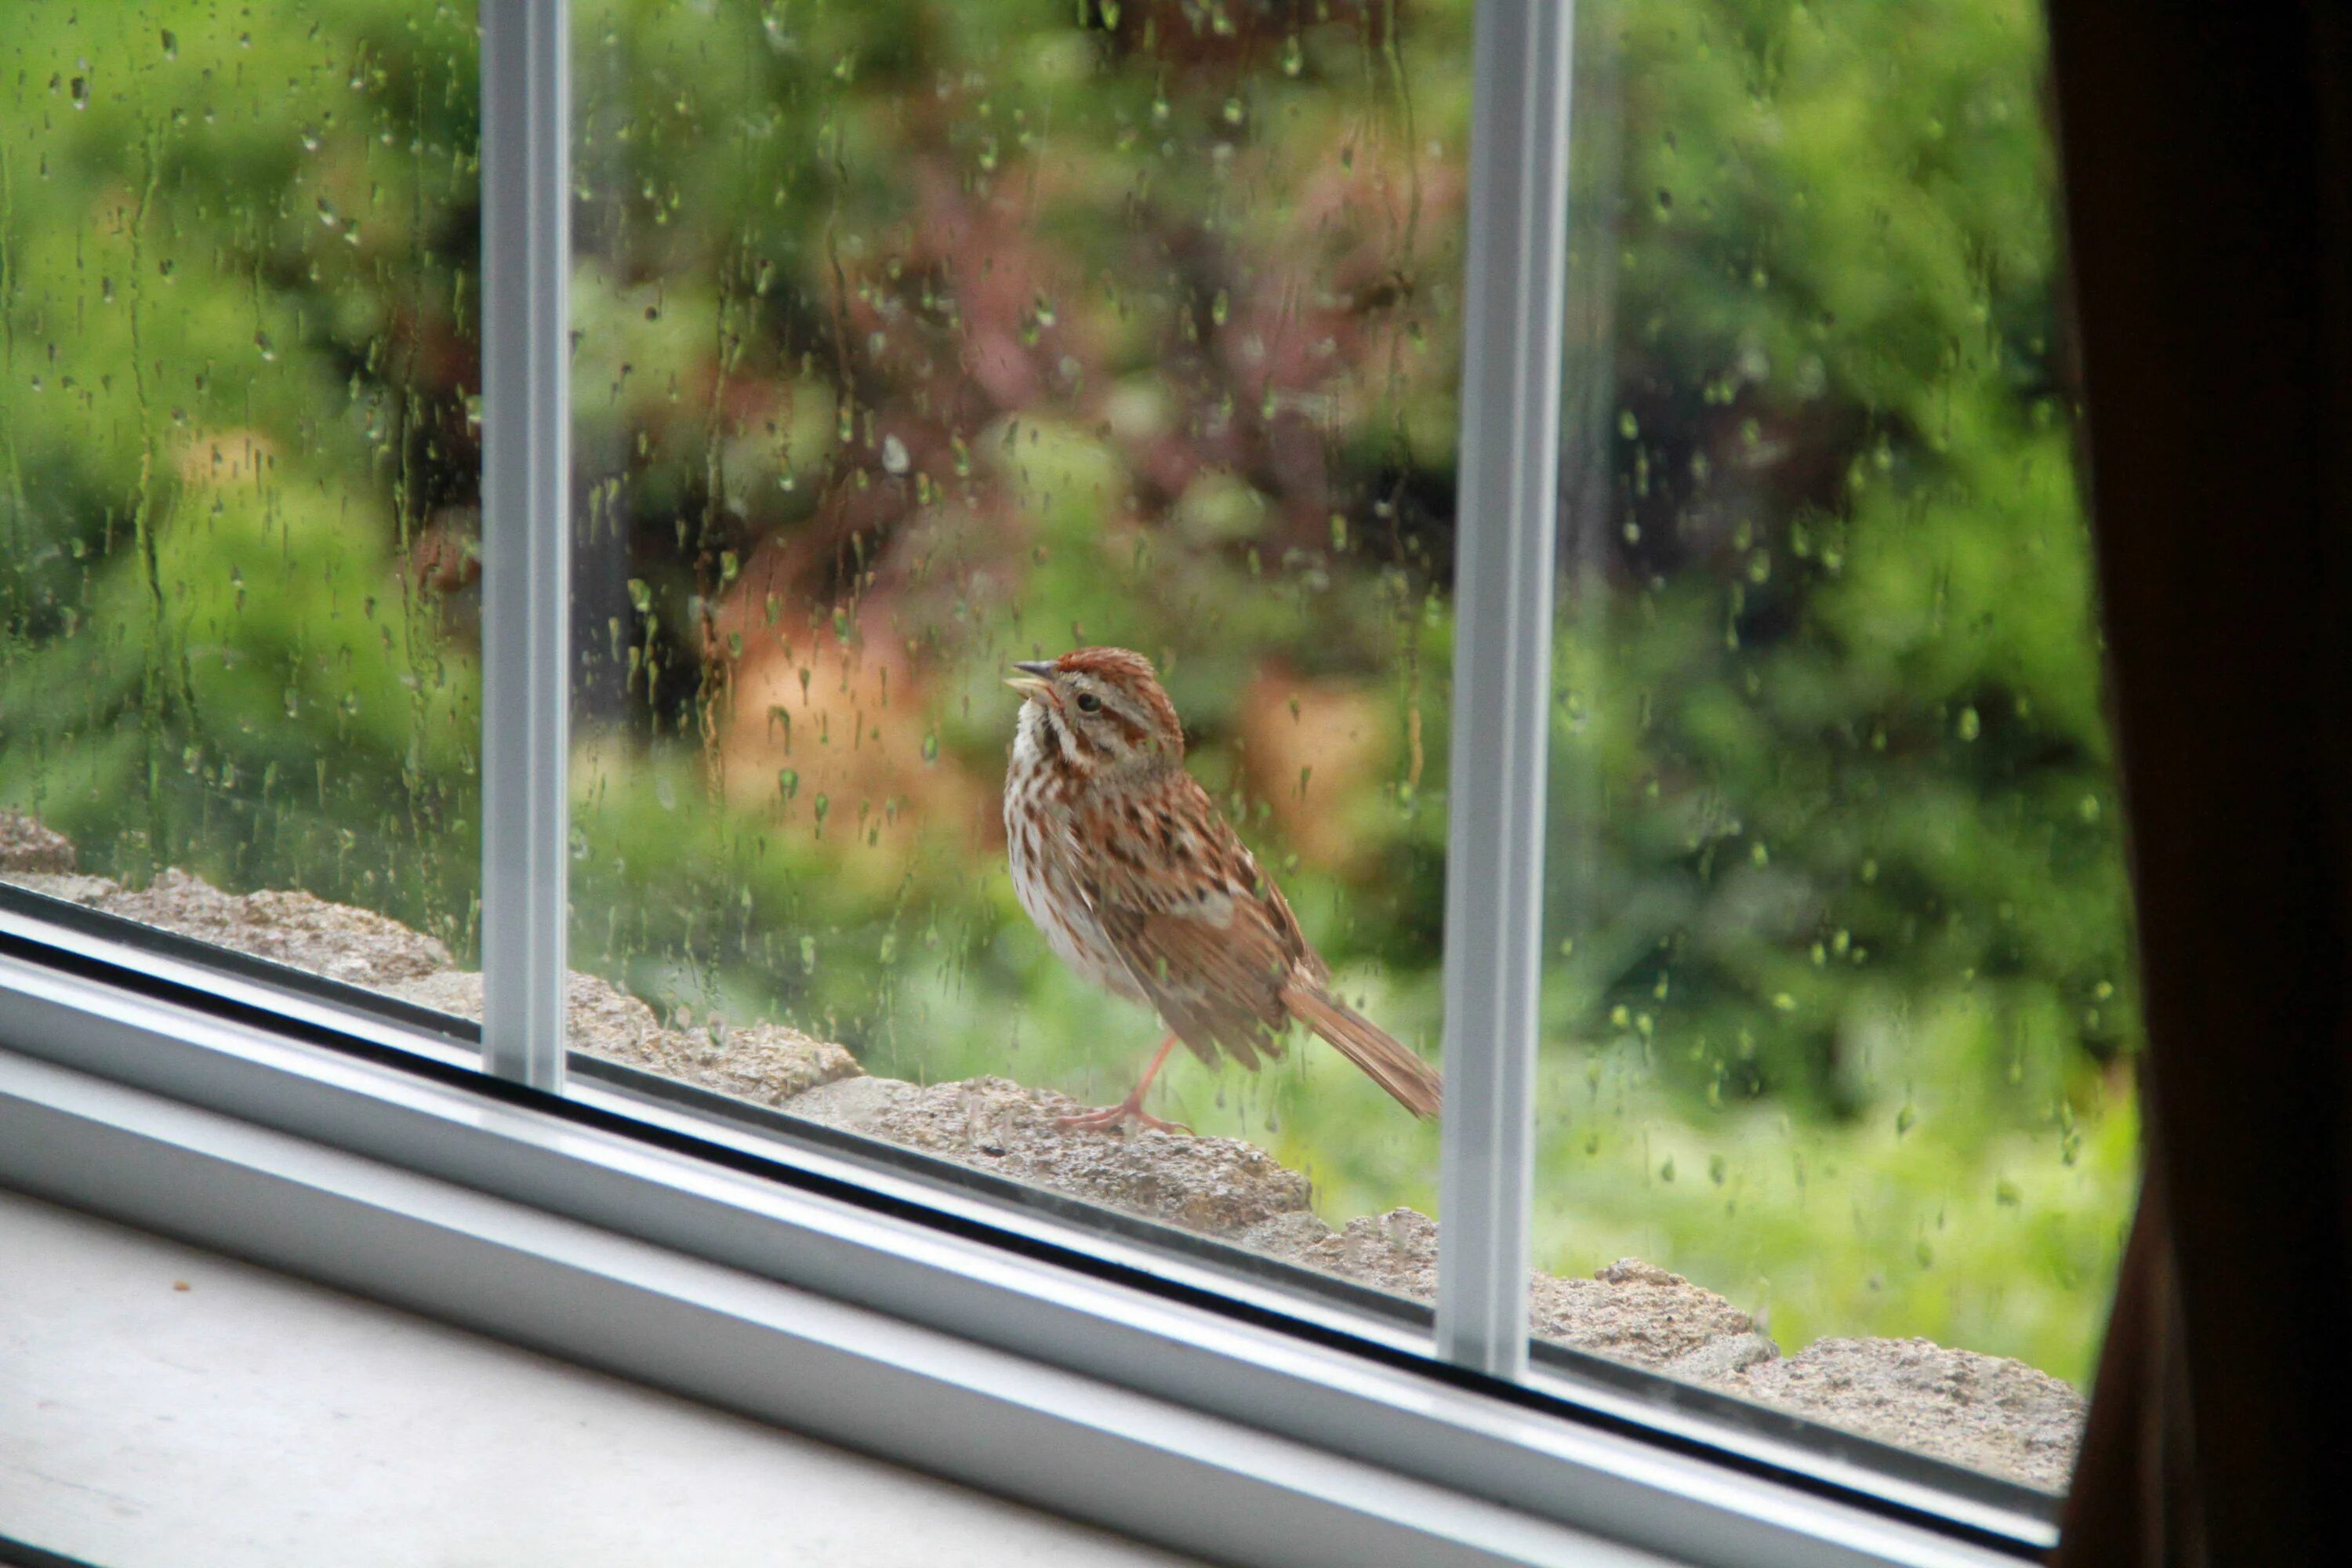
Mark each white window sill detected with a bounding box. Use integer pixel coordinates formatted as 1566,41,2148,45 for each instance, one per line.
0,1187,1200,1568
0,940,2034,1568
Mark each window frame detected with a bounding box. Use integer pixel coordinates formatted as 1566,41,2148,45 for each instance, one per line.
0,1,2084,1563
0,899,2049,1567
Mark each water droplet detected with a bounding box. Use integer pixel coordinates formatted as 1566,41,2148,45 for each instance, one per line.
880,434,910,474
1955,705,1981,742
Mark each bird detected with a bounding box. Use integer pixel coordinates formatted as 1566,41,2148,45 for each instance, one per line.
1001,646,1443,1132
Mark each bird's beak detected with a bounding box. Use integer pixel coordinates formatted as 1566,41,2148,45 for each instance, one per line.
1004,660,1056,702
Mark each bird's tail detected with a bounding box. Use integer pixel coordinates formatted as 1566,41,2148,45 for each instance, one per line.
1283,981,1443,1119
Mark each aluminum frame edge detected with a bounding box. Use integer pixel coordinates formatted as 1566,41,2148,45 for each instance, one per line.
1436,0,1575,1381
478,0,572,1094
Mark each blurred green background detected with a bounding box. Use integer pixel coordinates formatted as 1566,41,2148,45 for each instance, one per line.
1,0,2136,1393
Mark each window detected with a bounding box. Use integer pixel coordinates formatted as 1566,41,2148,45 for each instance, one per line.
1533,0,2130,1492
1,0,482,989
564,0,1463,1302
1,2,2133,1563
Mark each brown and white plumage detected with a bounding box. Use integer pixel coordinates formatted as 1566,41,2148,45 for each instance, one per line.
1004,646,1443,1127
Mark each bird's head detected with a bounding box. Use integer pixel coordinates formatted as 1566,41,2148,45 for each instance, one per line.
1005,646,1185,778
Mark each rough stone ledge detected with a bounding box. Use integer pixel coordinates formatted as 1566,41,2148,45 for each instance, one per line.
789,1073,1313,1236
388,968,859,1110
9,862,452,988
2,848,856,1112
0,811,78,875
0,832,2082,1490
1726,1337,2087,1491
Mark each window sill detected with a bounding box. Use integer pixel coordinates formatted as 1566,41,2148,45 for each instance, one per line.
0,1187,1198,1568
0,943,2035,1568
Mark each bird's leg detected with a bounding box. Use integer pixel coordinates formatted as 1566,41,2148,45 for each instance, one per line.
1058,1031,1193,1134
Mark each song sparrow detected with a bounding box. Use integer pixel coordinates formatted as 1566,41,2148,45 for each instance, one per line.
1003,647,1443,1132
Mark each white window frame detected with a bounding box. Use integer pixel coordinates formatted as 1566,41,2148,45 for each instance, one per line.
0,2,2067,1564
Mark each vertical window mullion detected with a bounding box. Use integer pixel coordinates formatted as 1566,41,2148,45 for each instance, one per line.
1436,0,1574,1381
479,0,572,1093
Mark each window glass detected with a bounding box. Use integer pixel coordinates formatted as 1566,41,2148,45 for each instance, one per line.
0,2,481,994
0,0,2136,1508
1534,0,2135,1490
568,0,1459,1300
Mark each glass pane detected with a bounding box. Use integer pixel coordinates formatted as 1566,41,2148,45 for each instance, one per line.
1534,0,2133,1491
0,2,481,998
567,1,1462,1310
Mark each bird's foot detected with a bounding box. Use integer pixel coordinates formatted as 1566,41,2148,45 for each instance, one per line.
1056,1097,1192,1136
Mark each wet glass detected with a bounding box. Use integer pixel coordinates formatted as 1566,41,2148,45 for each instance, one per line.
566,0,1463,1307
0,2,482,998
0,0,2139,1501
1534,0,2136,1490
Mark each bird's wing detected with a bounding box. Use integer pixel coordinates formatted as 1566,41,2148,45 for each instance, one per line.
1077,775,1310,1069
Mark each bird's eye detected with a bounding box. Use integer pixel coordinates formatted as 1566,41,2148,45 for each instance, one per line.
1075,692,1102,713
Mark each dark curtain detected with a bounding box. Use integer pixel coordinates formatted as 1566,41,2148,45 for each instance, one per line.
2045,3,2352,1565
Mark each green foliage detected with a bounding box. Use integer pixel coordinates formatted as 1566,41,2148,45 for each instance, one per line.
2,0,2136,1393
0,0,481,942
